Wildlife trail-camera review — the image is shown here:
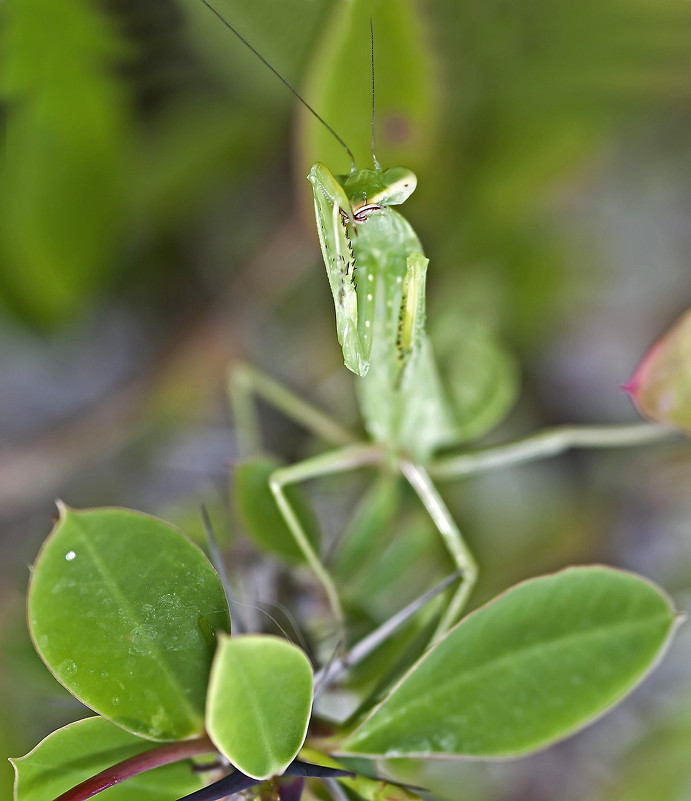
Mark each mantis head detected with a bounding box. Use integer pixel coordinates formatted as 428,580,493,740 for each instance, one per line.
339,166,418,215
309,162,417,226
307,161,420,377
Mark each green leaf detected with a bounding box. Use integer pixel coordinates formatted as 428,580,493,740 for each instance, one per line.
624,307,691,433
28,505,230,740
206,634,313,780
234,457,320,563
341,567,677,758
11,716,204,801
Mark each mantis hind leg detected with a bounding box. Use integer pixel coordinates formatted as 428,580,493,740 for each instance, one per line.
400,460,478,640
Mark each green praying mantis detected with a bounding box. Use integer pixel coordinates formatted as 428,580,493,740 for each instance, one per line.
205,3,672,640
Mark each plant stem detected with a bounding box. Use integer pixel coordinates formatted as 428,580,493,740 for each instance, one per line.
313,570,460,692
53,736,216,801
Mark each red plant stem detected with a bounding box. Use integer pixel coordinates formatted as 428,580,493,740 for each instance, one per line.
53,735,217,801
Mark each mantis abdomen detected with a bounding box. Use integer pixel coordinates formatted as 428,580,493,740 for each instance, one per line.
351,209,457,461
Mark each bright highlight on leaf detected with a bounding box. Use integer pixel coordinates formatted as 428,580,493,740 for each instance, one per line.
342,566,677,759
206,634,313,780
624,307,691,433
28,504,230,741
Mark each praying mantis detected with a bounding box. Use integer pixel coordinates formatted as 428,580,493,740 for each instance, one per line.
206,2,672,640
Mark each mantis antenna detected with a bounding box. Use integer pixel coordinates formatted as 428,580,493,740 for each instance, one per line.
370,18,380,170
198,0,357,173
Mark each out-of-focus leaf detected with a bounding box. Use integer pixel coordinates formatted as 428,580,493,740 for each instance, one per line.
433,315,518,443
299,0,438,177
181,0,331,107
0,0,132,327
624,307,691,433
28,505,230,741
333,473,400,585
234,456,320,563
206,634,313,780
11,716,204,801
341,567,677,758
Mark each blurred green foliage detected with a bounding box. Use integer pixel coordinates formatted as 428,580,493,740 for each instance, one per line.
0,0,131,327
1,0,687,333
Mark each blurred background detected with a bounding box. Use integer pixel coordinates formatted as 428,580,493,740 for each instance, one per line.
1,0,691,798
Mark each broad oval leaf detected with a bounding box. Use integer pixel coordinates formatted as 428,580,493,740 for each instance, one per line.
341,566,677,758
206,634,313,780
234,457,320,563
11,716,205,801
28,504,230,740
624,307,691,432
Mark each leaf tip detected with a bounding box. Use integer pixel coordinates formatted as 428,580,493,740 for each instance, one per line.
622,343,662,405
54,499,71,521
620,376,638,397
